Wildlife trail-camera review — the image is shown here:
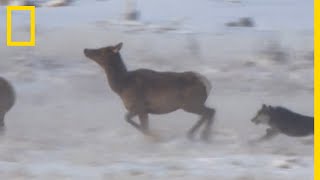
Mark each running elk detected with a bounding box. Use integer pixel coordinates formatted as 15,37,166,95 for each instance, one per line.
84,43,215,141
0,77,15,131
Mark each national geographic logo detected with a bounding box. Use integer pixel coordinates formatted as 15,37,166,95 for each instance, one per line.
6,6,35,46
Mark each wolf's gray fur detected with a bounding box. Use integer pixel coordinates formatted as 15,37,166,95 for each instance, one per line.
251,104,313,141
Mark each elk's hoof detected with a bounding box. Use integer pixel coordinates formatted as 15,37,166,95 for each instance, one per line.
0,126,6,135
145,131,162,142
200,131,212,143
187,132,195,141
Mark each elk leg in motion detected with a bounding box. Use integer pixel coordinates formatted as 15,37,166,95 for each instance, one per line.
125,112,150,135
200,107,215,141
184,105,215,141
187,116,207,139
0,112,4,127
0,112,5,132
139,113,150,134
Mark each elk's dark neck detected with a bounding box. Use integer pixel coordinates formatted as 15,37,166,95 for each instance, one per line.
103,54,128,93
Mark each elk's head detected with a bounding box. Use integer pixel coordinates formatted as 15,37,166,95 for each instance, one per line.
84,42,123,68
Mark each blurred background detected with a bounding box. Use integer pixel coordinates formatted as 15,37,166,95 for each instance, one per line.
0,0,314,179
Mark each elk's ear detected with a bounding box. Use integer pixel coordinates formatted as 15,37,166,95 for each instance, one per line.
112,42,123,53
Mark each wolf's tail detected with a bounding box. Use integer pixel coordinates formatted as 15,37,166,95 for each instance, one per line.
194,72,212,95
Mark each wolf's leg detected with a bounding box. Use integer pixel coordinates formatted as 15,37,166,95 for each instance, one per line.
259,128,279,141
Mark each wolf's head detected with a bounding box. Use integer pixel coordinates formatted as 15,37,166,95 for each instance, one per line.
251,104,272,125
83,42,123,68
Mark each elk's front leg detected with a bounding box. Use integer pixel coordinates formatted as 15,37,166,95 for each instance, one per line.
0,112,4,128
125,112,149,135
138,113,150,134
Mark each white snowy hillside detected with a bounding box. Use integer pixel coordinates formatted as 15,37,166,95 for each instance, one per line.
0,0,314,179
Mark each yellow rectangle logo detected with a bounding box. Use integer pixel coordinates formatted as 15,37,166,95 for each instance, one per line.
6,6,36,46
315,0,319,178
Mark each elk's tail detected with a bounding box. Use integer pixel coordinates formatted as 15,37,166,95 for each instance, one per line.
194,72,212,95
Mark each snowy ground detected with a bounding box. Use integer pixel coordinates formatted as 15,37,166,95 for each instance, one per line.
0,0,314,179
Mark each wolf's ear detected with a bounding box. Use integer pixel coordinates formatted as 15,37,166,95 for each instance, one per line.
112,42,123,53
262,104,267,108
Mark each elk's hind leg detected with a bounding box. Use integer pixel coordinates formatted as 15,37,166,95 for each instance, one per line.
200,107,215,141
183,105,215,141
187,116,206,140
0,112,6,132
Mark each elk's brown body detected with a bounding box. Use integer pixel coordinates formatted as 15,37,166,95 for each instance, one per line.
0,77,15,130
84,43,215,141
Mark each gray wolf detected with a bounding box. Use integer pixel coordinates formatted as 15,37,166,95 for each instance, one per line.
251,104,313,141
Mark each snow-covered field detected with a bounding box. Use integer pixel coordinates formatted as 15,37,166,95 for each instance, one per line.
0,0,314,179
